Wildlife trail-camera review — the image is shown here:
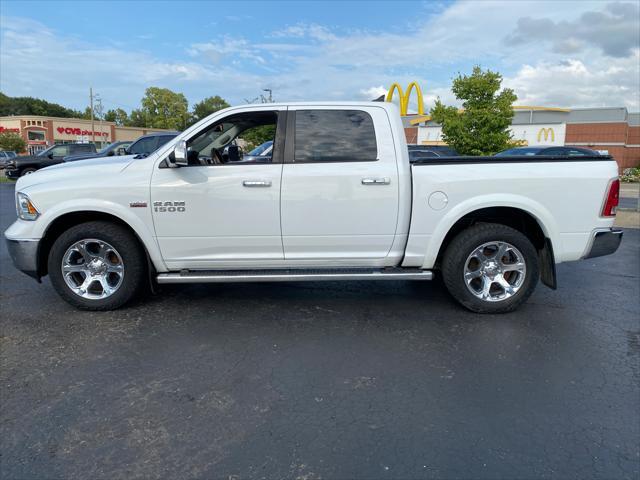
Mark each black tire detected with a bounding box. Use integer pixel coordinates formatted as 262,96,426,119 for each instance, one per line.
442,223,539,313
21,168,37,176
48,221,145,310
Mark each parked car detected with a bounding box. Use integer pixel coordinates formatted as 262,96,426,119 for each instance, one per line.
495,146,601,157
409,149,440,161
5,102,622,313
123,132,179,158
408,144,458,158
4,143,96,178
63,141,132,162
0,150,17,168
240,140,273,163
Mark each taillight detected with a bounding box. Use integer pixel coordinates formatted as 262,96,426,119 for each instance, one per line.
601,179,620,217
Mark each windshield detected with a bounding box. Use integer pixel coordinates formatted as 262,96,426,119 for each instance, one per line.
248,141,273,156
495,147,543,157
97,145,114,155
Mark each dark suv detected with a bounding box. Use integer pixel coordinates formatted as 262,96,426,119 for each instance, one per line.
123,132,179,158
5,143,96,179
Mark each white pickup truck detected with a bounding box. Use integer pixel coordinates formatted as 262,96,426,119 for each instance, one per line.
5,102,623,313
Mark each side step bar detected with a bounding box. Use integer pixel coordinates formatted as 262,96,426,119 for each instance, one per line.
156,268,433,284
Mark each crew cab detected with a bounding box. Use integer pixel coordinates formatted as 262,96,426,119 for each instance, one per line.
5,103,622,313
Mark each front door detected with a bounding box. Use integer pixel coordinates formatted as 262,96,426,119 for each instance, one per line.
150,108,286,270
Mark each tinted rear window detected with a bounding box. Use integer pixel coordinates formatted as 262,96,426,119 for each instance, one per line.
294,110,377,163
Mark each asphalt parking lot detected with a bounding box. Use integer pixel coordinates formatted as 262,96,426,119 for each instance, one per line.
0,182,638,479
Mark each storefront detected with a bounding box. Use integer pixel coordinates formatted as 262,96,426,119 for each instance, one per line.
0,115,173,155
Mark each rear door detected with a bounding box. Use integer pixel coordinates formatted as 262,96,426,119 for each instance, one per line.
280,106,399,264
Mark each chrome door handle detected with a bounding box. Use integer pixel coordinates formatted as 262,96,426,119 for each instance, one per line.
243,180,272,187
361,177,390,185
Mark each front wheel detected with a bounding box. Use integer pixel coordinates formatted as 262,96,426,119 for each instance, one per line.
442,223,539,313
48,221,146,310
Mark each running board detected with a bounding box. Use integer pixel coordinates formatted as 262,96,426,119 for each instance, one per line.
156,268,433,284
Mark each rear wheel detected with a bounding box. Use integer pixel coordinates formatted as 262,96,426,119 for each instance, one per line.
442,223,539,313
48,221,145,310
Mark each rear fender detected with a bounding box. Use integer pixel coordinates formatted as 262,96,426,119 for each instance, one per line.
421,194,559,270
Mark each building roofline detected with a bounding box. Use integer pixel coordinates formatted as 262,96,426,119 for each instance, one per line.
513,105,571,112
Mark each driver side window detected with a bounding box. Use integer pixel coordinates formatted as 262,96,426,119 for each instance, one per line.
185,111,280,166
50,145,69,157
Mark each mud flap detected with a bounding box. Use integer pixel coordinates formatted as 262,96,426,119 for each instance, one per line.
539,237,557,290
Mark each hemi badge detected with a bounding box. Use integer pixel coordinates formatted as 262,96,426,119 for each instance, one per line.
129,201,147,208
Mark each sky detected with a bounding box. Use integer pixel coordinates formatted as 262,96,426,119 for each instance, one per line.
1,0,639,114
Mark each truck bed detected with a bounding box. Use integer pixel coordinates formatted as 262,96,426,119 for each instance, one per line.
403,154,619,269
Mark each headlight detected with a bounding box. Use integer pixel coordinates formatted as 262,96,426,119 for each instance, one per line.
16,192,40,220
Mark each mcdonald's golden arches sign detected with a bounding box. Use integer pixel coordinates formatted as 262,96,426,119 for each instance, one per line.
386,82,425,116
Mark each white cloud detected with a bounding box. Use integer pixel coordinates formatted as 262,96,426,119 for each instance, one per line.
1,1,639,112
188,38,266,65
505,53,640,110
360,86,387,100
505,2,639,58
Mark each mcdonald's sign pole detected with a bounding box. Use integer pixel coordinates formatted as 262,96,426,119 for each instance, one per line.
386,82,425,116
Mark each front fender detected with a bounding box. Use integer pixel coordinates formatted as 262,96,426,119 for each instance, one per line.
5,199,168,273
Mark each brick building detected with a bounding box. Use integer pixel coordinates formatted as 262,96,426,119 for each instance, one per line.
0,115,173,155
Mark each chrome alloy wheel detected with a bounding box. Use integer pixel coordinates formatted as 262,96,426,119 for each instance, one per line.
61,239,124,300
463,241,526,302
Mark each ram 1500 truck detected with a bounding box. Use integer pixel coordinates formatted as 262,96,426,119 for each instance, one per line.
5,102,623,313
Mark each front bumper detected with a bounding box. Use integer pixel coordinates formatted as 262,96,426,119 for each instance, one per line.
6,238,41,281
4,168,20,179
583,228,623,259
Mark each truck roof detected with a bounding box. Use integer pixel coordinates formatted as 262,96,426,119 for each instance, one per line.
223,101,399,111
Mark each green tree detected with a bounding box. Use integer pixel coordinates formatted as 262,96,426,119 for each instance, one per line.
0,132,27,153
240,125,276,150
190,95,230,125
127,109,147,127
140,87,188,130
104,108,129,126
80,107,93,120
0,92,82,118
430,66,517,156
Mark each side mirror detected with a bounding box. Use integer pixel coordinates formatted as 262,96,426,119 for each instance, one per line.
107,151,114,157
172,140,188,167
48,153,54,159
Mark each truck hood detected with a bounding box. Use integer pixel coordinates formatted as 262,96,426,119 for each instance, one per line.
12,154,41,165
16,155,137,190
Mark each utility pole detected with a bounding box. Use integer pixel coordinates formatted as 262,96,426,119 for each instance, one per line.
89,87,95,144
94,95,104,146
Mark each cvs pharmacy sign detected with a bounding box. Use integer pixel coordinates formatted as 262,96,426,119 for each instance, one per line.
57,126,108,137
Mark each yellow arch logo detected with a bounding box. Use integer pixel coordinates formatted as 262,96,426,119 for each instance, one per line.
386,82,425,116
537,127,555,142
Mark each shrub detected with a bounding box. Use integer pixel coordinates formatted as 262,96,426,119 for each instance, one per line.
621,167,640,183
0,132,26,153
